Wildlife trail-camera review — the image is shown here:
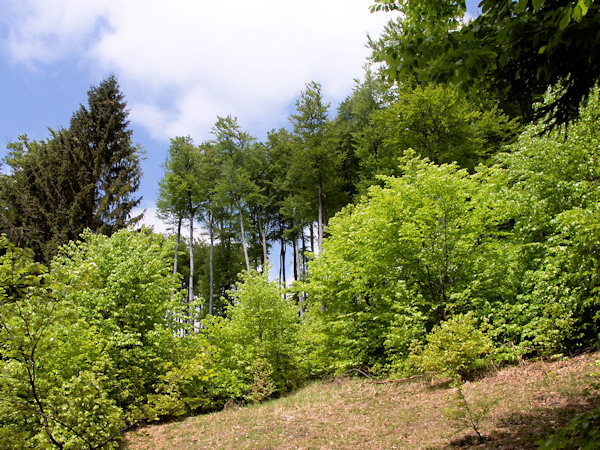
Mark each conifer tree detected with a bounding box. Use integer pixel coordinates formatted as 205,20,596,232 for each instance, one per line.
1,76,142,261
69,75,142,235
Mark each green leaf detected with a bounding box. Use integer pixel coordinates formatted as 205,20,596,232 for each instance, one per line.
559,6,573,30
538,45,547,54
532,0,545,12
515,0,528,13
578,0,590,16
572,5,583,22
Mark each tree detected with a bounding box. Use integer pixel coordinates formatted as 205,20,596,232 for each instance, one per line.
212,116,259,273
157,136,202,307
289,81,344,252
356,83,518,189
0,235,143,448
0,76,142,262
299,153,498,372
69,75,142,234
52,229,182,409
371,0,600,128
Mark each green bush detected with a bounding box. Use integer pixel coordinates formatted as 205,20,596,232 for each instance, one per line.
410,313,493,380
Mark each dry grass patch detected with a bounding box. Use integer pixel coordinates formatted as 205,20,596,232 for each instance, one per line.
123,352,599,449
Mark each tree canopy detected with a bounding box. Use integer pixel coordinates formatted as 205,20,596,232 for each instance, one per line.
371,0,600,127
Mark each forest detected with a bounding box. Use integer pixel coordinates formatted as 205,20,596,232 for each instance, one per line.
0,1,599,448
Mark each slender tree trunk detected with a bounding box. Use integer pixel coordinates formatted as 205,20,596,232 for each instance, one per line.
317,173,323,252
188,208,194,314
174,215,182,275
208,212,214,316
238,204,251,272
301,222,307,275
257,211,268,268
292,218,299,282
280,227,286,287
310,222,315,254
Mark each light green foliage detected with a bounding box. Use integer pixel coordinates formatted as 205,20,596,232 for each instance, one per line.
0,236,126,448
153,269,302,412
52,228,182,409
410,313,493,381
148,336,246,417
491,90,600,354
300,154,494,372
357,83,517,186
210,270,303,396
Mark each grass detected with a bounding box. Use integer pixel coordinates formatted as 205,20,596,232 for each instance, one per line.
123,352,599,449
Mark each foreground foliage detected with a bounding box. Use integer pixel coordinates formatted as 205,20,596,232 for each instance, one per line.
0,230,181,448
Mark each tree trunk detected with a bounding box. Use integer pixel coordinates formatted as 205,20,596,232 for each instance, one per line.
257,211,268,269
174,215,182,275
292,218,299,282
301,222,307,275
188,210,194,308
208,212,214,316
280,227,286,287
239,204,251,272
317,172,323,252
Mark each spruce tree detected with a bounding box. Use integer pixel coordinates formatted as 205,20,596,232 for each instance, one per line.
0,76,142,261
69,75,142,235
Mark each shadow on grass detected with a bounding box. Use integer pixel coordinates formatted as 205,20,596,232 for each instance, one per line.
436,399,596,449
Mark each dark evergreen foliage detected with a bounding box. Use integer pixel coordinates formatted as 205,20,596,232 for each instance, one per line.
0,76,142,261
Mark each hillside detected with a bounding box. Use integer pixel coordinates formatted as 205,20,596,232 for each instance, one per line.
124,352,599,449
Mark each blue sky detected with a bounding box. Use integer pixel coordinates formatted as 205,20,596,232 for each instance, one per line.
0,0,480,235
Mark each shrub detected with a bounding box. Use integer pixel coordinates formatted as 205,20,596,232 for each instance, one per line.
410,313,493,380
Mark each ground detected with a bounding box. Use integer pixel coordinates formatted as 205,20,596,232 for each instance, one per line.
123,352,599,449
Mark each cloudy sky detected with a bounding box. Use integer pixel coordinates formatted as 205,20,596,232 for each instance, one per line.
0,0,397,229
0,0,479,234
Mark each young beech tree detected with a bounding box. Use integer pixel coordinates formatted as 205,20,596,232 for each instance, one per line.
0,229,182,448
299,153,497,372
52,229,182,410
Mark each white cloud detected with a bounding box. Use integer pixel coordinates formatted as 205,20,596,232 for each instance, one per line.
2,0,395,141
132,203,172,235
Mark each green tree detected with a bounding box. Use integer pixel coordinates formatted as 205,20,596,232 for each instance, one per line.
51,229,182,409
157,136,202,306
356,83,517,189
300,153,496,372
290,81,344,252
0,236,129,448
212,116,259,273
69,75,142,234
205,270,303,396
1,76,142,262
487,89,600,354
371,0,600,127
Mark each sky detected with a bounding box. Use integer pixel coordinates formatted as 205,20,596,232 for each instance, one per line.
0,0,480,238
0,0,400,231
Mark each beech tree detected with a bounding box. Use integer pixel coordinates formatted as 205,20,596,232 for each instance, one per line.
157,136,202,306
212,116,259,273
371,0,600,127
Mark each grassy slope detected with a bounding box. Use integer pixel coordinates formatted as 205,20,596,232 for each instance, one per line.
124,352,599,449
